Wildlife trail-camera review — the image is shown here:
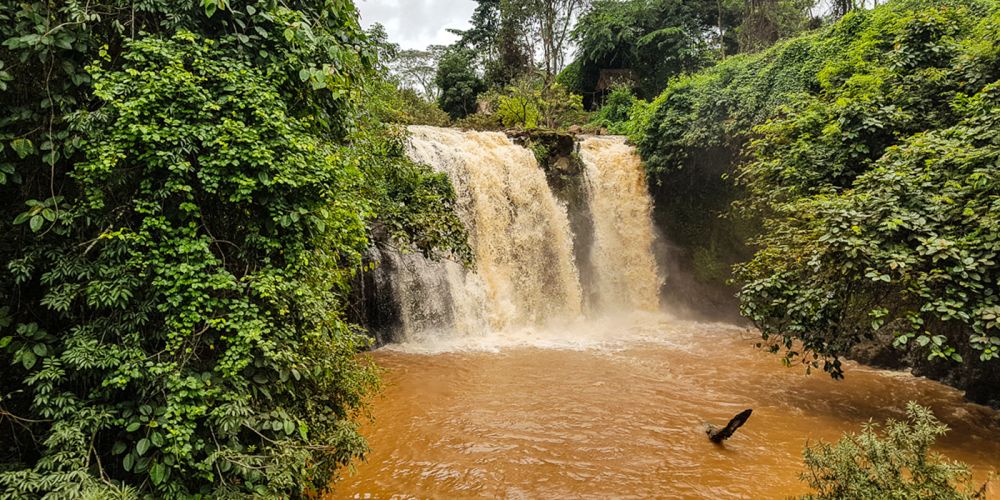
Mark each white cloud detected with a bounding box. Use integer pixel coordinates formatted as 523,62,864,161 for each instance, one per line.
356,0,478,49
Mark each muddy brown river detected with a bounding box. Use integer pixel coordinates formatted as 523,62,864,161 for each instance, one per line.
331,315,1000,498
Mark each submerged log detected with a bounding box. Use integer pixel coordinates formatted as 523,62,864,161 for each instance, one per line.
705,409,753,443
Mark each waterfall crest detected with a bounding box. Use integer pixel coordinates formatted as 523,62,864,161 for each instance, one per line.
381,127,661,344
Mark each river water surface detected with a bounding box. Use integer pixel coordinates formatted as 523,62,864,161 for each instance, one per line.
334,314,1000,498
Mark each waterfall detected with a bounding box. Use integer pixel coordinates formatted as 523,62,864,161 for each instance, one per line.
402,126,583,334
380,126,660,343
579,136,661,312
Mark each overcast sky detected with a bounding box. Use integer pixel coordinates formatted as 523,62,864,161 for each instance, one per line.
356,0,479,50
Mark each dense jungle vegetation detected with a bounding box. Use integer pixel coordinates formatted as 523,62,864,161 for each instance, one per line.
0,1,468,497
625,0,1000,406
2,0,998,496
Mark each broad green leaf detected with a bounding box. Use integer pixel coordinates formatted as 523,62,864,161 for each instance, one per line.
137,438,150,456
29,215,43,232
150,462,166,485
10,138,33,158
21,351,36,369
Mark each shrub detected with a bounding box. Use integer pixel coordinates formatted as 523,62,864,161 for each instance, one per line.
489,74,586,130
632,0,1000,388
556,59,587,96
435,48,487,119
801,403,983,499
590,84,656,139
735,1,1000,377
386,88,451,126
592,85,639,127
454,112,505,131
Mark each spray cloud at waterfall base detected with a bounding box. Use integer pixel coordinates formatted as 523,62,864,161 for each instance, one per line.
369,126,666,352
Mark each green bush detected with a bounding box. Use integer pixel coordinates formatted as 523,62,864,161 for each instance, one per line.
735,1,1000,375
0,1,469,497
801,403,982,499
633,0,1000,385
485,74,586,130
495,83,543,129
590,85,656,139
435,48,486,119
556,59,587,96
571,0,722,98
592,85,638,128
454,111,505,131
377,86,451,127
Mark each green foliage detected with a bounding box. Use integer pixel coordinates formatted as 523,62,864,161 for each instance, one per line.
359,26,451,127
450,0,535,88
454,111,506,131
0,0,469,497
571,0,728,98
556,59,587,95
593,85,638,126
398,89,452,126
735,0,1000,375
801,403,981,499
486,74,586,130
632,0,1000,390
435,48,487,119
497,91,542,129
638,28,841,177
590,84,653,139
351,125,473,264
738,0,816,53
370,82,451,126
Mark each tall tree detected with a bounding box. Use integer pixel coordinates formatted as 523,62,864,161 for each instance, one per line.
571,0,730,98
737,0,814,53
391,46,448,100
435,48,487,118
533,0,590,78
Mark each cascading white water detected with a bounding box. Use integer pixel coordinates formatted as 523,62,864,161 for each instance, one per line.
579,136,661,312
385,126,661,343
401,126,583,335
